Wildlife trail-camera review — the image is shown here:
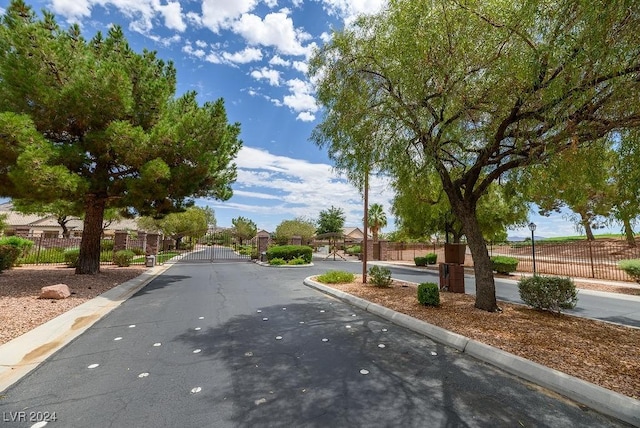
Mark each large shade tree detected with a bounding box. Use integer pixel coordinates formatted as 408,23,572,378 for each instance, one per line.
231,216,257,245
310,0,640,311
316,206,346,235
273,217,317,245
138,206,214,249
0,1,242,274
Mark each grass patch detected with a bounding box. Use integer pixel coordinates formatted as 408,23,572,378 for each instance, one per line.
316,270,355,284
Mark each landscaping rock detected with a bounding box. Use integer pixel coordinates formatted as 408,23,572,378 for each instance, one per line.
40,284,71,299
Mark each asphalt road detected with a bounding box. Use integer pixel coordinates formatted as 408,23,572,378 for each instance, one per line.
0,261,630,427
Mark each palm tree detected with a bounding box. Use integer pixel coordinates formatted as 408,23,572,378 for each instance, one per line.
368,203,387,242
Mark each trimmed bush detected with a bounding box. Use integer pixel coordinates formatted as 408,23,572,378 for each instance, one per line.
417,282,440,306
518,275,578,314
266,245,312,263
316,270,355,284
425,253,437,264
0,236,34,258
0,245,21,272
368,265,392,287
414,256,428,267
269,257,286,266
346,245,361,256
619,259,640,283
114,250,135,267
490,256,519,274
130,247,145,256
64,249,80,268
287,257,307,265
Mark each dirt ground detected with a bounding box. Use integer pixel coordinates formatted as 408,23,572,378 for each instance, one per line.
316,276,640,400
0,264,638,401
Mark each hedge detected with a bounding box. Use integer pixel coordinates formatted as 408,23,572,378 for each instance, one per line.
518,275,578,314
490,255,519,274
266,245,312,263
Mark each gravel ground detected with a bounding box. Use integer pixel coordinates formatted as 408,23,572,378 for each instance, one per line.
0,265,147,345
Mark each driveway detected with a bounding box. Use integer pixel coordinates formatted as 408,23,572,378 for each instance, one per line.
0,261,628,427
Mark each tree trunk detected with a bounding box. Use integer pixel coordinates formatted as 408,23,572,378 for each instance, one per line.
580,214,595,241
76,196,106,274
57,216,70,238
622,216,636,247
451,199,499,312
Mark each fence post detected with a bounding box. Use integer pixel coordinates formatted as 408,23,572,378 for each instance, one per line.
588,239,595,278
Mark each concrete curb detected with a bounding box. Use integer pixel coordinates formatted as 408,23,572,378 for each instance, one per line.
303,277,640,427
0,262,173,392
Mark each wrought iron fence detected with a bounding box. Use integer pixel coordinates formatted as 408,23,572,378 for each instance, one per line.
384,240,640,282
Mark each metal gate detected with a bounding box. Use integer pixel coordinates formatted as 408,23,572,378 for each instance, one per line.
177,232,254,263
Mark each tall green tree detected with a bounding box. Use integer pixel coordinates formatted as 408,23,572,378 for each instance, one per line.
367,203,387,242
316,206,346,235
138,206,212,249
522,143,613,241
231,216,257,245
273,217,316,245
609,131,640,246
310,0,640,311
0,1,241,274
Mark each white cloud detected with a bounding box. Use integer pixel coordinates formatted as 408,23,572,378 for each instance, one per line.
263,0,279,7
157,1,186,32
201,0,259,33
224,47,263,64
232,11,311,56
292,60,308,73
212,146,394,230
250,67,281,86
320,0,387,24
283,78,317,113
183,42,206,59
297,111,315,122
50,0,92,20
195,40,208,48
269,55,291,67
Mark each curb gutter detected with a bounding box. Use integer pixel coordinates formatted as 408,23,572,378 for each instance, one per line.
0,263,173,392
303,277,640,427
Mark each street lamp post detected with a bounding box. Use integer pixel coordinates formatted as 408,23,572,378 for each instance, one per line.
528,222,537,275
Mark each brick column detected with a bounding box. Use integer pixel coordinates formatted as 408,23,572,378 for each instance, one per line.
258,236,269,261
378,240,389,261
366,239,374,261
114,230,128,253
137,231,147,251
290,235,302,246
146,233,161,255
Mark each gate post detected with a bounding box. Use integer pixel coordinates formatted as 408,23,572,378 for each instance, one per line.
258,236,269,262
114,230,128,253
379,240,389,261
291,235,302,246
146,233,161,256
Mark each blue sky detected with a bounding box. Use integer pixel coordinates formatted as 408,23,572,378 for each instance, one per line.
0,0,621,239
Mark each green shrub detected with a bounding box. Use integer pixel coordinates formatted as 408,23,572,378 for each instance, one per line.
266,245,313,263
368,265,392,287
130,247,145,256
425,253,437,264
287,257,307,265
414,256,427,267
417,282,440,306
64,249,80,268
269,257,286,265
316,270,355,284
0,236,34,257
100,250,114,262
619,259,640,283
490,256,519,274
518,276,578,314
100,240,114,251
19,247,66,264
346,245,361,256
114,250,135,267
0,245,21,272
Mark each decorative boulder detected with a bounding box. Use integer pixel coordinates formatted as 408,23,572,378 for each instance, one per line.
40,284,71,299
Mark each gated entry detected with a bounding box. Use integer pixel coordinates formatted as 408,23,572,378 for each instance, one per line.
178,232,255,262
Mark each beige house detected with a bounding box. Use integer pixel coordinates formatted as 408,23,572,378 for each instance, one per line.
0,202,139,238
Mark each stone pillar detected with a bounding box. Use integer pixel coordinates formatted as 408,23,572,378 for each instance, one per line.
146,233,161,255
114,230,128,253
258,236,269,261
290,235,302,246
137,231,147,251
378,240,389,261
366,239,374,261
